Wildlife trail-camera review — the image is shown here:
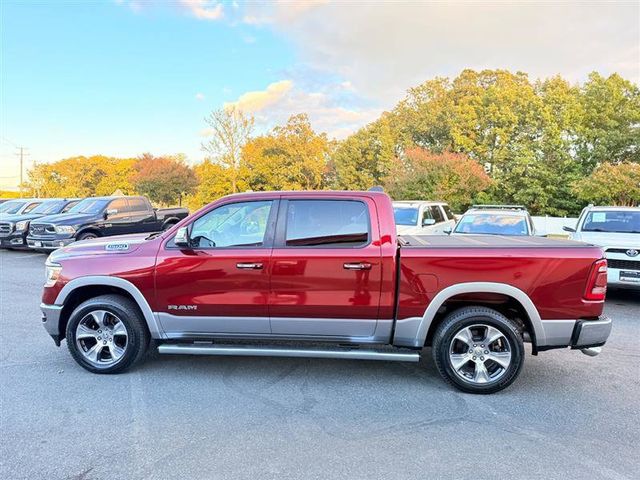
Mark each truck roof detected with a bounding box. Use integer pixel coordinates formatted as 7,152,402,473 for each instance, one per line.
217,190,392,201
393,200,448,207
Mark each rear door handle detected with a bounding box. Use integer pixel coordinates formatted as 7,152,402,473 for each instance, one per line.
236,262,264,270
343,262,372,271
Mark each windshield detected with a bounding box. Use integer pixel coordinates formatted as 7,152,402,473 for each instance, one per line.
454,213,529,235
0,200,27,214
68,198,110,214
31,200,66,215
394,207,419,226
582,210,640,234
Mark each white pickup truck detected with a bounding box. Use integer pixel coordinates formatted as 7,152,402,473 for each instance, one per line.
564,205,640,289
393,201,456,235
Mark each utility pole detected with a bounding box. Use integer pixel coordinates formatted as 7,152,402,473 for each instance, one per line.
15,147,29,197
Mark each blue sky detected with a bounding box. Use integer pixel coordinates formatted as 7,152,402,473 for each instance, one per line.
1,0,639,189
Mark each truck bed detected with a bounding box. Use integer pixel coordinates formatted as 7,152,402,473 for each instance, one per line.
398,234,593,248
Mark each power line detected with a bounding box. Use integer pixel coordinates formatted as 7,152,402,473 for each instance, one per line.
14,147,29,198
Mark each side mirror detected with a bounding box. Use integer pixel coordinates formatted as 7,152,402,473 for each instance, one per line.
443,227,452,235
174,226,190,248
105,208,118,218
562,226,576,233
422,218,436,226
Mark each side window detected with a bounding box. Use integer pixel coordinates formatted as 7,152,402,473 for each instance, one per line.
109,198,128,213
23,202,41,213
443,205,455,220
285,200,369,247
421,207,434,225
190,200,273,248
62,201,79,213
431,206,445,223
128,198,148,212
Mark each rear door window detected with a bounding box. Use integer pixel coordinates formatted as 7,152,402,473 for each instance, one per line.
443,205,455,220
285,200,369,247
128,198,148,213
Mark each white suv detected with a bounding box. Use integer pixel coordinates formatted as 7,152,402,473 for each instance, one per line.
393,201,456,235
564,206,640,289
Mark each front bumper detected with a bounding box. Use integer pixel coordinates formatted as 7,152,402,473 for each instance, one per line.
0,232,28,249
27,236,75,251
607,267,640,289
41,303,64,346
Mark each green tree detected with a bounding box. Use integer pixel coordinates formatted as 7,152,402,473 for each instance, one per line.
243,114,330,191
185,159,245,211
572,162,640,206
202,106,254,193
131,154,197,205
384,148,492,211
331,114,397,190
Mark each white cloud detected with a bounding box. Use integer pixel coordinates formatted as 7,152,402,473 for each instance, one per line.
223,79,380,139
179,0,223,20
245,1,640,104
195,92,205,101
224,80,293,113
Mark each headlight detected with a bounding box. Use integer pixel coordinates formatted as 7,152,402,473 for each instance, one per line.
15,221,29,231
44,262,62,287
55,225,76,235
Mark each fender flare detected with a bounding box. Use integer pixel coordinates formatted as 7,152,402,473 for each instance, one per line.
392,282,546,348
55,275,165,339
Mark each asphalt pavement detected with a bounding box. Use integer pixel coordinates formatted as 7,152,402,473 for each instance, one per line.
1,249,638,480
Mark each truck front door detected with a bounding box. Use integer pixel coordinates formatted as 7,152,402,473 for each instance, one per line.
269,197,383,338
154,199,277,338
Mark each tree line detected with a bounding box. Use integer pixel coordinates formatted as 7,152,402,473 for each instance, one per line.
25,69,640,214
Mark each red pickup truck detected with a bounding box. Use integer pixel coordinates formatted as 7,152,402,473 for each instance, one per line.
40,190,612,393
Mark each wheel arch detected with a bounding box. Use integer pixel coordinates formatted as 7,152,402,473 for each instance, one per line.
393,282,546,350
55,276,164,342
75,227,102,239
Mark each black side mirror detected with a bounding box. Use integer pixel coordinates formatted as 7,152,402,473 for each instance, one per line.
174,226,191,248
562,226,576,233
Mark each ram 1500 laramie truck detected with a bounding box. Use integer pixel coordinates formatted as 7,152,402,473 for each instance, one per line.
40,191,612,393
28,195,188,250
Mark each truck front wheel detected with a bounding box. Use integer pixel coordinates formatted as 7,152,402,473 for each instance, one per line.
65,295,150,374
431,306,525,394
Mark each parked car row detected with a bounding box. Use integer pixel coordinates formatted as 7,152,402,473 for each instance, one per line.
392,200,639,289
0,195,189,251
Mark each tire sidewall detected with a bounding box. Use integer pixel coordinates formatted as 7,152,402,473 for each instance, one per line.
66,299,143,374
77,232,97,241
434,311,525,394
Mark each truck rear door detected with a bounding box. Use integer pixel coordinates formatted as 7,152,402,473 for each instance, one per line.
269,196,383,337
127,197,157,233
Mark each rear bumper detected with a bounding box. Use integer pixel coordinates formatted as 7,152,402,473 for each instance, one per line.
41,302,63,346
571,316,612,349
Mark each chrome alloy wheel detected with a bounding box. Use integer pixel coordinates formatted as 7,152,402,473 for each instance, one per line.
75,310,128,367
448,324,512,384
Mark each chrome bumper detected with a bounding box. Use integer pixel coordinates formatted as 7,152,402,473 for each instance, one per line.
40,303,63,346
572,316,612,348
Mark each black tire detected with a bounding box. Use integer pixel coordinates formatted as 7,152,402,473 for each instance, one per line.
162,221,176,231
65,294,150,374
431,306,525,394
76,231,98,241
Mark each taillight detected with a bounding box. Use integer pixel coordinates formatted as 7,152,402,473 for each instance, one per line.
584,258,607,301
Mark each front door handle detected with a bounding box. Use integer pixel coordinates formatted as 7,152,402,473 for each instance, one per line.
236,262,264,270
343,262,372,271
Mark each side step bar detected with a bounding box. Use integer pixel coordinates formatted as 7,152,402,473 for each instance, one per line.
158,343,420,362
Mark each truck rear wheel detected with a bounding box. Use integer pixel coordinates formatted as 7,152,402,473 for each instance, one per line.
431,306,525,394
65,294,150,374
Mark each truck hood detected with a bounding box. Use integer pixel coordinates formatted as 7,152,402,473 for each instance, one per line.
49,233,153,261
572,231,640,249
33,212,97,226
0,212,45,223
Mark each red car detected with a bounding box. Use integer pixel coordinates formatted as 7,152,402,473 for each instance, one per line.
40,191,611,393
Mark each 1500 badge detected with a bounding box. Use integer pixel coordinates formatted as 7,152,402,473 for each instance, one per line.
105,243,129,251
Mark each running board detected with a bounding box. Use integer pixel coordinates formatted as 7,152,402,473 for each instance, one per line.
158,343,420,362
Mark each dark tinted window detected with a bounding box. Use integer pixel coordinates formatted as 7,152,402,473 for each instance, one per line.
285,200,369,247
109,198,128,213
62,201,79,213
443,205,455,220
431,206,445,223
128,198,148,212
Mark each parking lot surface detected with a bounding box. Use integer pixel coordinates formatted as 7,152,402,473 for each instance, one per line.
1,249,639,480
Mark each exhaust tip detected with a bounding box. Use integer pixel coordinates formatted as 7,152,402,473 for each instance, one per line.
581,347,602,357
